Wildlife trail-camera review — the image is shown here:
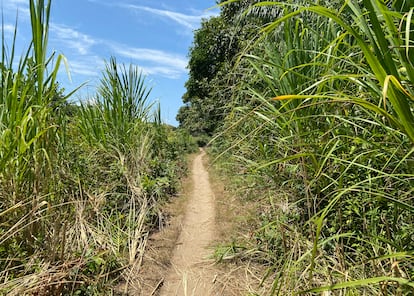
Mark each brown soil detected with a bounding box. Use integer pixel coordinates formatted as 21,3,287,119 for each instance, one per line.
124,149,219,296
124,149,266,295
158,149,217,295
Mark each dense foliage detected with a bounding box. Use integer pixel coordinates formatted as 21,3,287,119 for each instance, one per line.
177,0,280,136
0,1,196,294
180,0,414,294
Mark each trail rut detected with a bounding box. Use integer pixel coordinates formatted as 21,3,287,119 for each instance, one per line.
159,149,217,296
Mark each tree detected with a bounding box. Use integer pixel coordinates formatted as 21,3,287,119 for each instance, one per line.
178,15,237,135
178,0,282,136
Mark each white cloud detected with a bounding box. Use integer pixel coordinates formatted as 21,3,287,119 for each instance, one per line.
113,46,187,69
87,1,217,30
109,44,188,78
125,5,203,30
50,24,97,55
141,66,183,79
67,58,103,77
2,24,16,34
46,21,188,80
3,0,30,18
58,40,188,80
8,0,27,4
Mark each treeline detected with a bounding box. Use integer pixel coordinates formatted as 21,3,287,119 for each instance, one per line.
179,0,414,294
0,0,196,294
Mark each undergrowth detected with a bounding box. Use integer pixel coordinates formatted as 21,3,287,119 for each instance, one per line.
209,0,414,295
0,1,197,294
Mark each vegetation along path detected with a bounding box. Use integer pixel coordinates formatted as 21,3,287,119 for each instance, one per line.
160,149,217,296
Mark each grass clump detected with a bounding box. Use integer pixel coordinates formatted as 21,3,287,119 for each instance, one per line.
207,0,414,294
0,0,196,294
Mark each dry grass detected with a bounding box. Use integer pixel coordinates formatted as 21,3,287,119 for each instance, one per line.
119,151,277,296
120,154,195,295
205,152,274,296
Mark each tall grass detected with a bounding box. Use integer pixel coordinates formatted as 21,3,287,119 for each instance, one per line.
0,0,67,251
212,0,414,294
0,1,196,294
79,57,154,148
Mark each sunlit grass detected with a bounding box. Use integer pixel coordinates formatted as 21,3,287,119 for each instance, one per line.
0,0,196,294
212,0,414,294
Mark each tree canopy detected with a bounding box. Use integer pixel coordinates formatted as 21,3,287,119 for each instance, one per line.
177,0,279,135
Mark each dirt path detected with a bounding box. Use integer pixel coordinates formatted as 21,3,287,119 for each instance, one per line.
159,149,217,296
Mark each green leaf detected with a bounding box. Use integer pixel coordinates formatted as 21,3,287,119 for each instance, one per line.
302,276,414,293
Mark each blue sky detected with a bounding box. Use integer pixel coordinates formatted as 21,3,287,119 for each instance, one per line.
2,0,219,126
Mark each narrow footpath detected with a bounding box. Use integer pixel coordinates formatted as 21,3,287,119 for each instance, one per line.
160,149,217,296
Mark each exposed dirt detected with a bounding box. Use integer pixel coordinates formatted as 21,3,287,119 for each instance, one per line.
158,149,217,295
124,149,267,295
125,150,219,295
